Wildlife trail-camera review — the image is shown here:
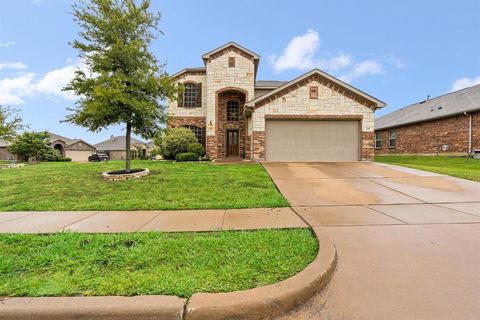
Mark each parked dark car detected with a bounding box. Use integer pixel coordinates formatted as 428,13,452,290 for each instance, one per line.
88,153,109,162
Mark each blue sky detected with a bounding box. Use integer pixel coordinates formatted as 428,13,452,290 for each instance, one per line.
1,0,479,143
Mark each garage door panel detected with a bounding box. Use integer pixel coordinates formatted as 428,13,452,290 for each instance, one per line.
65,150,94,162
265,120,359,162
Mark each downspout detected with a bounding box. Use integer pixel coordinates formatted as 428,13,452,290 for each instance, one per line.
464,112,472,154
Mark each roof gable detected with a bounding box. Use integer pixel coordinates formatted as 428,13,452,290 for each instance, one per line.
202,41,260,61
245,69,386,110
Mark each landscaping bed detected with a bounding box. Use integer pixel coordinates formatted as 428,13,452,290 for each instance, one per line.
0,160,288,211
375,155,480,181
0,229,317,298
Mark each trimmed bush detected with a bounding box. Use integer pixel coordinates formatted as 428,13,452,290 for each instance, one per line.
187,143,205,156
161,128,197,159
175,152,198,162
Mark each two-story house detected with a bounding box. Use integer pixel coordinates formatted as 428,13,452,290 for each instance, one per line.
168,42,385,162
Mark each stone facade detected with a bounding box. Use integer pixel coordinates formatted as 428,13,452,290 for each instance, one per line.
167,43,383,161
252,78,375,160
375,111,480,155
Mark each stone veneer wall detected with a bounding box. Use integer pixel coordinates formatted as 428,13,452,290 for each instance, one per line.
205,47,255,148
251,78,376,160
168,73,207,117
375,111,480,155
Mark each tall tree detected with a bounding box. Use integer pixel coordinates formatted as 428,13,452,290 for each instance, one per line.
64,0,177,171
0,106,23,142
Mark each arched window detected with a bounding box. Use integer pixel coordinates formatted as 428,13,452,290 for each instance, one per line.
227,101,239,121
183,125,204,145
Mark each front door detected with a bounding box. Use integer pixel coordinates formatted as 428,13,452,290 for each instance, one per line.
227,129,239,157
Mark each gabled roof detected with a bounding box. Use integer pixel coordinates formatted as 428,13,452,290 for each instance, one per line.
376,84,480,130
245,69,386,109
171,67,206,79
47,132,74,144
201,41,260,61
94,136,147,151
0,139,11,147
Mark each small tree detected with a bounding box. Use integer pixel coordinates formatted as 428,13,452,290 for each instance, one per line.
0,106,24,142
9,131,52,160
64,0,178,172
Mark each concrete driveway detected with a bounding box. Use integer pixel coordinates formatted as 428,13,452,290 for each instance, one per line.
263,162,480,320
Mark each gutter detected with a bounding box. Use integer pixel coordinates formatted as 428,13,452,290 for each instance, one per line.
464,112,473,154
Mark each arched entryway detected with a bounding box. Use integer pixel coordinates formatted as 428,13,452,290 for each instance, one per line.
53,143,64,157
216,88,247,158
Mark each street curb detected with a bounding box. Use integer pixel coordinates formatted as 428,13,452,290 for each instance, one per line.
0,229,336,320
0,295,186,320
184,228,337,320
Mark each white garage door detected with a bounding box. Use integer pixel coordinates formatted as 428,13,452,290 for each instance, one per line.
65,150,93,162
265,120,360,162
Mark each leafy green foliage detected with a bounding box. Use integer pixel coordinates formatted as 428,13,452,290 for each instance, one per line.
161,127,197,159
187,142,205,156
8,131,52,160
175,152,198,162
63,0,178,170
0,161,289,211
375,155,480,181
0,106,24,142
0,229,317,298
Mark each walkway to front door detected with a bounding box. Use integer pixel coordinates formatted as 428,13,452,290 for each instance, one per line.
227,129,239,157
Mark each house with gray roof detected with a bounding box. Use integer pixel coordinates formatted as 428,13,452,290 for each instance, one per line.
375,84,480,155
94,135,151,160
168,41,385,162
47,132,97,162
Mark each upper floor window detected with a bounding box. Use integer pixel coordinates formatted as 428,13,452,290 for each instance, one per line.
374,132,382,149
227,101,239,121
179,82,202,108
228,57,235,68
309,86,318,99
389,129,397,148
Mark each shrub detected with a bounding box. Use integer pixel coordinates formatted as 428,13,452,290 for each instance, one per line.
64,158,72,162
161,128,197,159
175,152,198,162
187,142,205,156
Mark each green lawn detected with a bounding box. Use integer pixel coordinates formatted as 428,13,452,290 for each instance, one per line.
0,160,288,211
0,229,317,298
375,155,480,181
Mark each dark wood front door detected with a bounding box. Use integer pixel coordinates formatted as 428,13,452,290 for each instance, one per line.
227,129,239,157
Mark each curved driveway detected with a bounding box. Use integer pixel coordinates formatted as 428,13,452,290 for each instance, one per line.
263,162,480,320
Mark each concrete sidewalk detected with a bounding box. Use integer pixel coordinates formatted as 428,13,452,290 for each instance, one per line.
0,207,308,233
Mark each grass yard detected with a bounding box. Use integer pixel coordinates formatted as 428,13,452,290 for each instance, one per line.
0,229,317,298
375,155,480,181
0,160,288,211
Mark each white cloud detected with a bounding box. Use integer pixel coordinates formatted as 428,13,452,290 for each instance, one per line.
339,60,384,83
0,41,15,48
0,61,84,105
451,76,480,92
0,62,27,71
270,29,406,82
269,29,320,72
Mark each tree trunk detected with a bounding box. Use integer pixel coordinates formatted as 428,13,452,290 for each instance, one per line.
125,122,132,172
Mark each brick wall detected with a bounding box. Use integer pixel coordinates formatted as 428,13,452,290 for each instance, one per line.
252,131,265,160
0,147,14,160
216,90,247,158
375,111,480,155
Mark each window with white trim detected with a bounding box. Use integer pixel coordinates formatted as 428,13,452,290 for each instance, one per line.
374,132,382,149
389,129,397,148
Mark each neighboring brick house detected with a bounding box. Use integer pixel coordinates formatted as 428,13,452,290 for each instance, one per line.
168,42,385,162
375,84,480,155
95,135,151,160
